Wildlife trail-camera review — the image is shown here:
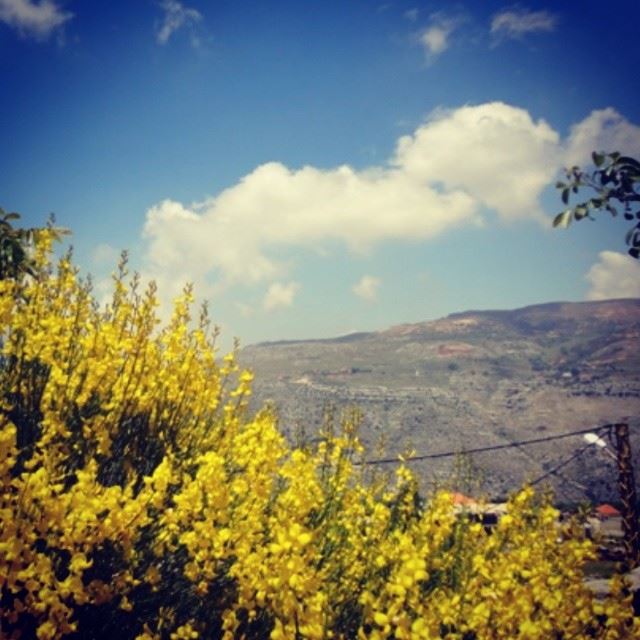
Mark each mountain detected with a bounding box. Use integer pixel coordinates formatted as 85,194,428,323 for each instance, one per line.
240,299,640,503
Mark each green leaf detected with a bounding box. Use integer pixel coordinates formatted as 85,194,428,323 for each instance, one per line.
553,210,572,229
592,152,605,167
625,228,635,245
555,181,566,189
574,206,588,220
616,156,640,171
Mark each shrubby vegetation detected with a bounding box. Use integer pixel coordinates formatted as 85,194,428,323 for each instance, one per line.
1,228,639,638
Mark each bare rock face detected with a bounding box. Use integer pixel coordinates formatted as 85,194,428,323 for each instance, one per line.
240,299,640,504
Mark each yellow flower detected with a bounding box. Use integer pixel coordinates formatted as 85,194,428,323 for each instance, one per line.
1,233,638,640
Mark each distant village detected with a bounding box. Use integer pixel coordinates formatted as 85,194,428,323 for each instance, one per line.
451,492,624,553
450,491,640,604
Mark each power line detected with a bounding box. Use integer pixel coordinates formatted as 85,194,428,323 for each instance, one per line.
530,441,596,487
354,424,614,466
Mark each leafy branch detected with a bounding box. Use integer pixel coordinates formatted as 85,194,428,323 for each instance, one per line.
0,208,69,280
554,151,640,259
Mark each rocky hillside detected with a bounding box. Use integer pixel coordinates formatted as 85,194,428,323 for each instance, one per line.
240,299,640,503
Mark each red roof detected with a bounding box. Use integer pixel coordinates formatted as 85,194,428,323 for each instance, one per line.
451,492,477,506
596,504,621,518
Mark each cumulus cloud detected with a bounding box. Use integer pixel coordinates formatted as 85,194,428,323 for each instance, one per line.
419,14,462,60
142,155,478,291
392,102,560,220
156,0,202,45
141,102,640,307
352,275,381,302
564,108,640,167
0,0,72,40
491,6,558,42
263,282,300,312
585,251,640,301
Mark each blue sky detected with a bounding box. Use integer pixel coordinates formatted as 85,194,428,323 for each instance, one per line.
2,0,640,347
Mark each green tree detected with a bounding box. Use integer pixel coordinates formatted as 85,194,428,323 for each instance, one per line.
0,208,68,280
554,152,640,258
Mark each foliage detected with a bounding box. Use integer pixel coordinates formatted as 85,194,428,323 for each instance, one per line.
0,210,68,281
554,152,640,258
1,232,638,639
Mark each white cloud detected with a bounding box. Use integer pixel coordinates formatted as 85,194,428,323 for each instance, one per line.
353,275,381,302
156,0,202,45
585,251,640,300
263,282,300,312
0,0,72,40
564,108,640,167
392,102,560,220
421,26,448,56
142,157,478,291
140,102,640,306
491,6,558,42
419,14,462,60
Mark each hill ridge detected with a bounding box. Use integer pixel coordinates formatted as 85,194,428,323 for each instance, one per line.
241,299,640,503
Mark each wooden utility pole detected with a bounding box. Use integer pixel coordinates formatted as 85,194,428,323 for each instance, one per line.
612,423,640,569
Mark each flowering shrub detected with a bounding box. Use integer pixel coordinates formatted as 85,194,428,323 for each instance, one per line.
1,232,638,639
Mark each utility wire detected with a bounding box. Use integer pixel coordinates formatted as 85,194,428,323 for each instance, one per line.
354,424,615,467
530,441,598,487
